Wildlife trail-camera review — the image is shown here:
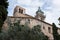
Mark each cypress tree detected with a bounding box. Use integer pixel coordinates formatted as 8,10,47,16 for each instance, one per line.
52,23,59,40
0,0,8,31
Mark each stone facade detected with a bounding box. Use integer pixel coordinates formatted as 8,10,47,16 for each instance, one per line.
2,6,54,40
57,28,60,35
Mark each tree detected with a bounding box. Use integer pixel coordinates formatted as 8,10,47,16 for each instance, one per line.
7,21,30,40
52,23,60,40
0,21,48,40
27,25,48,40
0,0,8,31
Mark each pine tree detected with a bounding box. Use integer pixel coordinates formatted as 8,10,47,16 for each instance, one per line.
0,0,8,31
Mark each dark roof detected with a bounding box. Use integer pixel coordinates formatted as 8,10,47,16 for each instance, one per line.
36,7,44,14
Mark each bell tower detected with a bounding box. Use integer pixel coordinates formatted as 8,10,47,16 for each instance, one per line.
35,7,46,21
13,6,25,17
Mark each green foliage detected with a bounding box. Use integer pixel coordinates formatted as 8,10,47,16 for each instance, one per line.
52,23,58,34
0,21,48,40
26,25,48,40
0,32,9,40
7,21,30,40
31,25,48,40
0,0,8,8
0,0,8,31
52,23,60,40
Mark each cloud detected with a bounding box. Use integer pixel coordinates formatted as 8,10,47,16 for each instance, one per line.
11,0,44,16
52,0,60,6
8,0,18,16
16,0,44,7
17,0,31,5
8,0,44,16
42,0,60,27
8,0,60,27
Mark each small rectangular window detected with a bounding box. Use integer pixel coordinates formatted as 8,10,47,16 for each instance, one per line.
19,9,21,13
48,27,51,33
43,26,45,29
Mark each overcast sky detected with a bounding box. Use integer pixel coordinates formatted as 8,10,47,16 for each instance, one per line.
8,0,60,27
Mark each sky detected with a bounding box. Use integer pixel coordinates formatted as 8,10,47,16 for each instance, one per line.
8,0,60,27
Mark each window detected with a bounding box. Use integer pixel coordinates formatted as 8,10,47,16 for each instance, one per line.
43,26,45,29
19,9,21,13
28,19,30,23
48,27,51,33
21,10,23,13
19,9,23,13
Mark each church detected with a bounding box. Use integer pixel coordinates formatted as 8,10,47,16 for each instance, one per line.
2,6,54,40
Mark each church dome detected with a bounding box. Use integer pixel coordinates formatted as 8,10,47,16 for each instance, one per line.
36,7,44,14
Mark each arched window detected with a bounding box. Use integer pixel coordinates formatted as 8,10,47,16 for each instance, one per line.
19,9,21,13
21,10,23,13
19,9,23,13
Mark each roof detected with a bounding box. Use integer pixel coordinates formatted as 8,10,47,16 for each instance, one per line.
8,13,52,26
15,5,25,10
36,7,44,14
